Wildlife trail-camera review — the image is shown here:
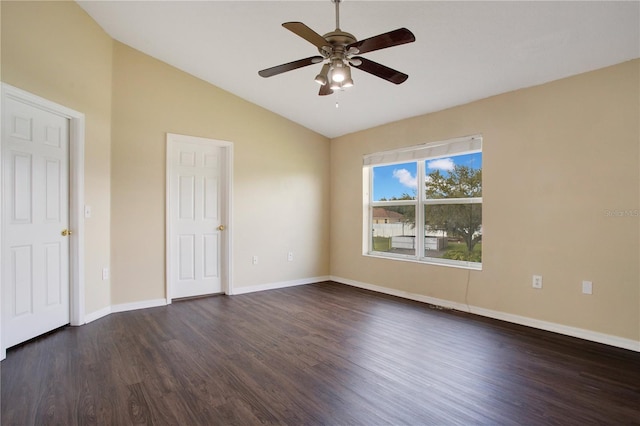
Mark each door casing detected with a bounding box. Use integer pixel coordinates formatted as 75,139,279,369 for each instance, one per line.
165,133,233,302
0,83,85,360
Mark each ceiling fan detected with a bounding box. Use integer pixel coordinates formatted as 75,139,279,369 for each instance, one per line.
258,0,415,96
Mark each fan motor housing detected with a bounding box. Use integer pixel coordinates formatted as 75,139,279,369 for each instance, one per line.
320,30,357,56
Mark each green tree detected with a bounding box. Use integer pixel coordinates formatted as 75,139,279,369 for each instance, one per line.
425,166,482,254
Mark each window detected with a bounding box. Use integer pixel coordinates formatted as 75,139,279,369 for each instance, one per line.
364,135,482,269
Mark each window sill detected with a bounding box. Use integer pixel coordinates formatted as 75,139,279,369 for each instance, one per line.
364,251,483,271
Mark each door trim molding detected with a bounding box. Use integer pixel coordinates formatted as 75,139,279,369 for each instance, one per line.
1,83,86,359
165,133,234,304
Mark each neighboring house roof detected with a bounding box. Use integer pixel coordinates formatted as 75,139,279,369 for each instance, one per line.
372,208,404,220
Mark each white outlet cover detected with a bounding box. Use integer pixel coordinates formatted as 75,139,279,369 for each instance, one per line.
532,275,543,289
582,280,593,295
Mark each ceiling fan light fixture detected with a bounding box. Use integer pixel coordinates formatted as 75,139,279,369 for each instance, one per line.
314,63,331,85
330,60,347,83
341,66,354,88
329,61,353,90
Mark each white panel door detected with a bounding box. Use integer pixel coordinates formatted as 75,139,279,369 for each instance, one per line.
170,140,223,298
2,97,70,349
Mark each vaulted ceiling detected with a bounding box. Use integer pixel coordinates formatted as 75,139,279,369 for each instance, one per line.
77,1,640,138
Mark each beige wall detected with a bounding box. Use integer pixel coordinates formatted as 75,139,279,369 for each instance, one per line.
110,42,330,303
331,60,640,342
1,0,113,314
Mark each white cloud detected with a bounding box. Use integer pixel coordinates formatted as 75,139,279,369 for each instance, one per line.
393,168,417,189
427,158,455,171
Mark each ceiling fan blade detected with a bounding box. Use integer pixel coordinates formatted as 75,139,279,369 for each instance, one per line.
351,57,408,85
258,56,324,78
347,28,415,55
319,84,333,96
282,22,330,49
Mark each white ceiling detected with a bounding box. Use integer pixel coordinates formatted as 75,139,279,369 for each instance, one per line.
77,1,639,138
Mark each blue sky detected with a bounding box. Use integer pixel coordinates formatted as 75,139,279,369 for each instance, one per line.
372,153,482,201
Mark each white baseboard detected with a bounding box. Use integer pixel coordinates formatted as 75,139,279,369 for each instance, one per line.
468,305,640,352
82,276,326,323
111,298,167,314
83,298,167,324
331,275,640,352
79,275,327,326
83,306,112,324
231,276,330,295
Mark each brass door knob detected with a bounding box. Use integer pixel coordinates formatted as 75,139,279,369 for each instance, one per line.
217,225,225,231
61,229,73,236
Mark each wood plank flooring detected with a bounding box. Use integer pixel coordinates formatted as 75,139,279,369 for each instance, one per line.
2,281,639,425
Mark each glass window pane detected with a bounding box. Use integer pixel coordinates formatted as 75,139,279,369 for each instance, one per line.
372,162,417,201
425,153,482,199
372,205,416,255
424,203,482,262
365,137,483,268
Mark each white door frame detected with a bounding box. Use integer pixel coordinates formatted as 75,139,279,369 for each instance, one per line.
165,133,233,303
1,83,85,360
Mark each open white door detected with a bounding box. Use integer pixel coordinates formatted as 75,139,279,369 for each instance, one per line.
166,133,232,300
1,84,85,360
1,95,70,349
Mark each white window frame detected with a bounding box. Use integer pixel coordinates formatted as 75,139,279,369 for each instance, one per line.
363,135,483,270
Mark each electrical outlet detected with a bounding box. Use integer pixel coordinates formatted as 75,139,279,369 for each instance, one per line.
85,205,92,218
582,280,593,295
287,251,294,262
532,275,543,289
102,267,109,281
252,256,258,265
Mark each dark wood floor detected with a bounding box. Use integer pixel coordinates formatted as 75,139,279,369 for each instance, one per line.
2,281,639,425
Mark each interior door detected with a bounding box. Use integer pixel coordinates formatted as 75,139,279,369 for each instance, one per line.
169,138,223,299
2,97,70,349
